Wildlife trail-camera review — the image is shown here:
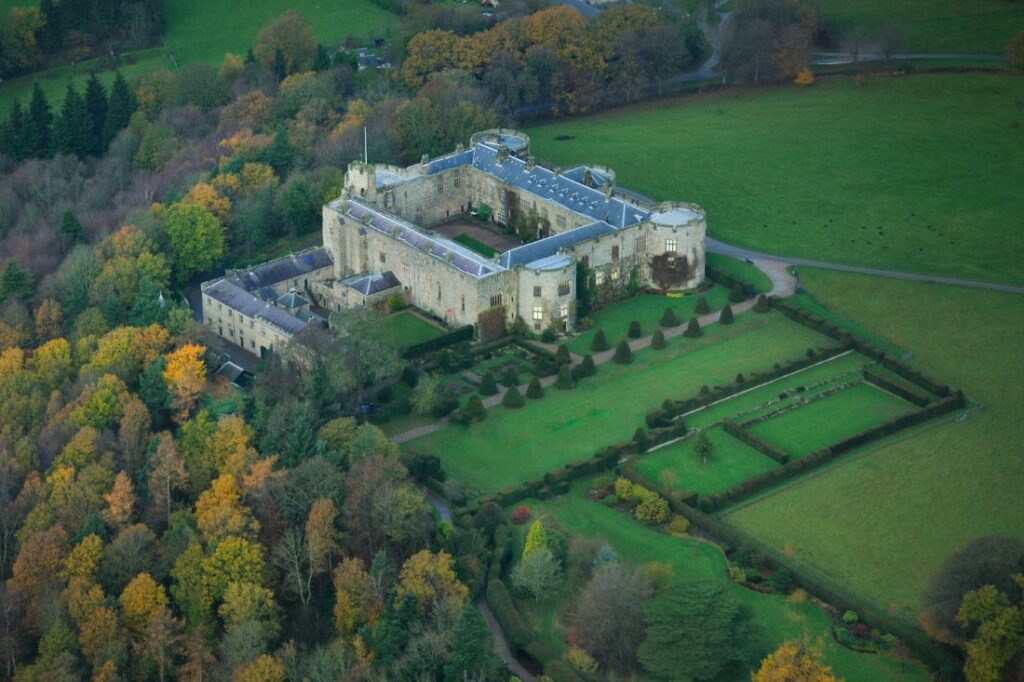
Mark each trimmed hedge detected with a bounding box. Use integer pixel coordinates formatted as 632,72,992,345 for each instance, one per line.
485,578,533,652
706,264,759,299
863,368,930,407
618,467,962,677
402,324,474,359
723,421,790,464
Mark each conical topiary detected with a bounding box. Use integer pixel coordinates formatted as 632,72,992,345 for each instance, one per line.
555,364,575,389
728,282,746,303
612,339,632,364
502,385,525,408
628,320,642,339
660,306,679,327
633,427,649,453
460,394,486,423
580,354,597,377
719,304,734,325
753,295,770,313
695,296,710,315
591,329,610,352
501,367,519,387
526,376,544,399
479,371,498,396
684,317,702,338
555,344,570,367
651,330,666,350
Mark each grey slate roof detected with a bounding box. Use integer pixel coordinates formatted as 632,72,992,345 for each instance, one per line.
345,198,505,279
234,247,332,292
499,220,618,268
342,270,401,295
428,149,474,175
276,290,308,309
204,279,309,335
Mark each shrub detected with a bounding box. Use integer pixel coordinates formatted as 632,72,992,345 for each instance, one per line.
683,317,702,338
590,329,610,352
695,296,710,314
502,386,525,408
431,389,459,418
735,373,745,384
633,427,649,453
651,330,666,350
635,494,669,524
590,475,615,498
579,354,596,377
719,304,734,325
728,565,747,583
501,367,519,387
728,283,746,303
843,610,860,625
555,344,570,366
510,506,531,525
612,339,632,364
614,477,633,501
601,494,619,507
567,646,598,673
540,328,557,343
526,376,544,399
555,365,575,390
459,394,486,424
479,371,498,396
659,307,679,327
667,516,690,535
401,365,419,387
533,357,556,378
627,320,642,338
753,295,770,313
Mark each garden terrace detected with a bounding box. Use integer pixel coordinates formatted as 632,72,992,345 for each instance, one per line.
377,309,447,351
405,311,836,495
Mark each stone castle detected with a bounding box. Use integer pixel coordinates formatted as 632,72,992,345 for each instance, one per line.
202,129,707,357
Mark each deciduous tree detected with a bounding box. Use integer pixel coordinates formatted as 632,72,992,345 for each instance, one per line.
163,203,226,283
119,571,169,635
753,640,839,681
148,432,188,528
102,471,136,530
395,550,469,612
163,343,206,424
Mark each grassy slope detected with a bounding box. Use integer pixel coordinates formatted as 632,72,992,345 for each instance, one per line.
814,0,1024,54
0,0,396,115
567,286,731,354
408,312,833,494
521,487,929,681
727,270,1024,616
528,74,1024,285
706,252,773,293
380,310,444,349
749,382,915,457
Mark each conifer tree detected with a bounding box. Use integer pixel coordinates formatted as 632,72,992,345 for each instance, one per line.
659,306,679,327
244,47,257,64
273,47,288,79
83,74,108,156
38,0,63,53
130,276,167,327
59,210,86,245
501,385,524,408
555,365,575,389
719,304,735,325
103,73,135,147
313,43,331,71
612,339,632,364
479,371,498,396
695,296,710,314
579,354,597,377
0,259,33,302
26,83,54,158
684,317,702,338
591,329,610,352
523,520,548,559
0,99,26,160
526,377,544,399
651,329,666,350
53,81,90,158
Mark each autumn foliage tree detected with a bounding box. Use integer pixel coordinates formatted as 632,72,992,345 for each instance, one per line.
163,344,207,424
753,640,840,681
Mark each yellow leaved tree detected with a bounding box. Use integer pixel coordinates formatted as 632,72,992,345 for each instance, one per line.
163,344,206,424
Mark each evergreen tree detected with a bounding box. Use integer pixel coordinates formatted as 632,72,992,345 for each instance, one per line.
53,81,90,158
628,320,643,338
443,604,502,682
83,74,108,156
579,354,596,377
244,47,257,64
753,295,771,313
129,276,166,326
612,339,632,364
684,317,702,338
281,410,318,467
555,343,570,367
103,72,135,147
272,47,288,79
479,370,498,396
140,357,171,420
459,394,486,423
591,329,610,352
659,306,679,327
501,367,518,388
38,0,63,53
313,43,331,71
0,99,26,160
651,329,666,350
728,282,746,303
719,304,735,324
0,259,33,302
555,365,575,390
526,376,544,399
265,125,293,175
303,358,336,421
695,295,710,314
633,427,649,453
26,82,54,158
58,210,86,245
502,386,524,408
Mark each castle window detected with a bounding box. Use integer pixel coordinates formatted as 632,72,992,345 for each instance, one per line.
533,286,542,297
595,271,606,286
557,216,566,228
490,293,503,307
665,238,677,252
380,252,386,264
461,295,465,313
612,245,620,260
455,177,460,188
558,280,571,296
636,237,646,252
250,340,255,348
559,303,569,319
611,268,620,282
437,283,442,302
532,306,543,321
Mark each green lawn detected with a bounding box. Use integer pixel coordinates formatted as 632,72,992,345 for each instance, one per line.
452,234,497,257
568,286,732,354
706,252,773,294
518,485,929,681
813,0,1024,54
406,312,835,495
788,291,907,358
379,310,445,349
748,382,916,457
528,74,1024,285
685,351,868,429
635,426,779,496
727,270,1024,616
0,0,397,115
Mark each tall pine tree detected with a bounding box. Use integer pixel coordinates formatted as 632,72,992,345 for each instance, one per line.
83,74,108,156
0,99,26,160
25,83,53,159
53,81,90,158
37,0,64,53
0,260,33,302
103,72,135,147
58,210,86,245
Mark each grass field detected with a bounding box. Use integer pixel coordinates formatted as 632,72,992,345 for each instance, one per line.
407,312,835,494
379,310,444,349
528,74,1024,285
748,382,916,457
706,252,774,294
727,270,1024,616
517,484,929,681
567,286,731,354
0,0,397,115
814,0,1024,54
452,234,497,257
635,426,779,496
